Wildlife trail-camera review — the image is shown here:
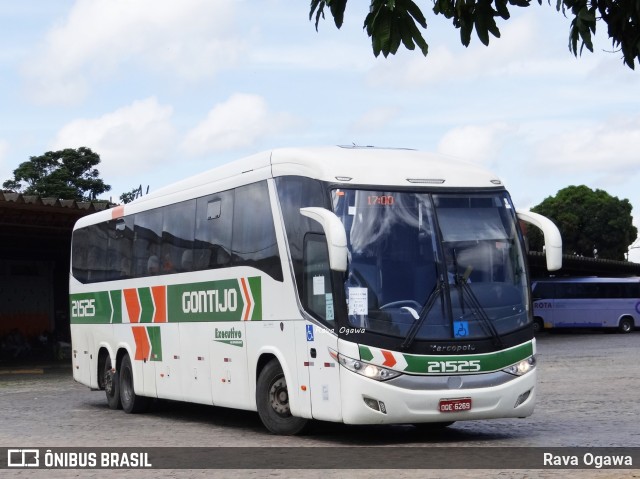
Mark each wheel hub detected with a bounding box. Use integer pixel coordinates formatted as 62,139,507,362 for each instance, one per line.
269,377,290,416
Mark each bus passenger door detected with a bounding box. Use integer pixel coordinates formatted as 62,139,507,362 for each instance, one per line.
301,234,343,422
303,321,342,422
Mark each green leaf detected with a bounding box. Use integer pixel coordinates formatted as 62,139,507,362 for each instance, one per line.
403,0,428,27
310,0,325,31
329,0,348,28
460,18,473,46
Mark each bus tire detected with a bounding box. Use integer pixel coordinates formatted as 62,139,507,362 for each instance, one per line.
532,318,544,334
104,356,121,410
256,359,308,435
119,354,151,414
618,317,634,334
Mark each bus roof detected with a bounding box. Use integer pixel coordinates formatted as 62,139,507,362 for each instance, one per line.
269,146,502,188
75,146,504,229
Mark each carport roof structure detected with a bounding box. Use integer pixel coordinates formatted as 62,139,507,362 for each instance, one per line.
0,191,111,241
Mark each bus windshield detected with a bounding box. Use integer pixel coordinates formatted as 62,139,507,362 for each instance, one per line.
331,189,529,342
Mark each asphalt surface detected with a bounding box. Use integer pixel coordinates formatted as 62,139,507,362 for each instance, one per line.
1,330,639,478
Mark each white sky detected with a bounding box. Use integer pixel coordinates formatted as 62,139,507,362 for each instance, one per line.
1,0,639,260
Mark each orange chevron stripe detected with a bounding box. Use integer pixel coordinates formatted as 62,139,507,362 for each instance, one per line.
381,349,397,368
131,326,150,361
240,277,252,321
123,288,140,323
151,286,167,323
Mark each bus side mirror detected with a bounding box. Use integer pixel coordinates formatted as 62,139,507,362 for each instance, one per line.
300,207,348,272
516,209,562,271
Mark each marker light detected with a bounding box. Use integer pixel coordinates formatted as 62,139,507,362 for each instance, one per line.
406,178,445,184
329,348,401,381
502,356,536,376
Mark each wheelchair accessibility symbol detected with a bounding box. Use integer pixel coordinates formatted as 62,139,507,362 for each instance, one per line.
306,324,314,342
454,321,469,338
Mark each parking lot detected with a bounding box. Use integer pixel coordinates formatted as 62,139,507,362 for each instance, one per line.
1,330,639,478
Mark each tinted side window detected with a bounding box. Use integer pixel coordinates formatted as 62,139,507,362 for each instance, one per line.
532,282,555,299
303,233,334,325
275,176,326,296
622,283,640,298
106,217,133,280
232,181,283,281
86,223,109,282
162,200,196,274
194,191,233,271
72,228,90,283
133,209,163,277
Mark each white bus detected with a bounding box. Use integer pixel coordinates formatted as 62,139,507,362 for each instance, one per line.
532,277,640,333
70,146,562,434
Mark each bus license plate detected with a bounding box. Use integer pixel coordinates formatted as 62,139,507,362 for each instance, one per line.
439,397,472,413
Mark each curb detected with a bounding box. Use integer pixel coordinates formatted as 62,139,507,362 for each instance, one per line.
0,362,72,376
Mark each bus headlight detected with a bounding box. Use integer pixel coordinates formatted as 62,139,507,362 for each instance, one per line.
329,349,401,381
502,356,536,376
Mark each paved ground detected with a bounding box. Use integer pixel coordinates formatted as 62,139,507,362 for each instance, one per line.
1,330,639,478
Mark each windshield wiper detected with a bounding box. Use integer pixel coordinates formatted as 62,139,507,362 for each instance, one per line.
457,277,503,348
400,280,444,350
450,248,503,348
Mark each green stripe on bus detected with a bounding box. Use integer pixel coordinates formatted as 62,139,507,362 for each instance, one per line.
70,276,263,324
358,341,534,374
248,276,262,321
147,326,163,361
70,292,112,324
109,290,122,323
138,288,154,323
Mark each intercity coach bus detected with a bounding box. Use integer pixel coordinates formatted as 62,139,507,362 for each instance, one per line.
70,146,562,434
532,277,639,333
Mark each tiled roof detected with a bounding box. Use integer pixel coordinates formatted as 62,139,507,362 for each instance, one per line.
0,191,112,212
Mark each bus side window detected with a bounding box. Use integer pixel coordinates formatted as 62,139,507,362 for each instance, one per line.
87,223,108,282
194,191,233,271
161,200,196,274
132,209,163,277
232,182,283,281
71,228,89,283
303,233,334,325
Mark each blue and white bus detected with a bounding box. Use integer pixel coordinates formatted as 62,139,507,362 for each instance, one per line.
532,277,640,333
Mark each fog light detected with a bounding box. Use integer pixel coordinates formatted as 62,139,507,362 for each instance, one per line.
363,397,387,414
514,389,532,408
363,397,380,411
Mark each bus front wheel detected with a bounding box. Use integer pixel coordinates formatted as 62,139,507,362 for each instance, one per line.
256,359,308,435
618,317,634,334
119,354,151,414
104,356,121,410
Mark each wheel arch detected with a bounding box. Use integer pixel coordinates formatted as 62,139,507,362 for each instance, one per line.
618,315,635,333
254,348,307,418
96,347,111,390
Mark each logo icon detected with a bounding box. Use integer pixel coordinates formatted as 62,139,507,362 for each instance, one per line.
306,324,314,342
8,449,40,468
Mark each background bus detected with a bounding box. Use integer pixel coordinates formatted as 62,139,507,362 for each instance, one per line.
532,277,640,333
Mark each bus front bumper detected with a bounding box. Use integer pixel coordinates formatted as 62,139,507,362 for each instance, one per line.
339,368,536,425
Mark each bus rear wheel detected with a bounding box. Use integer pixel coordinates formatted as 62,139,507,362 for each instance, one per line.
104,356,121,410
119,353,151,414
619,317,634,334
256,359,308,435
